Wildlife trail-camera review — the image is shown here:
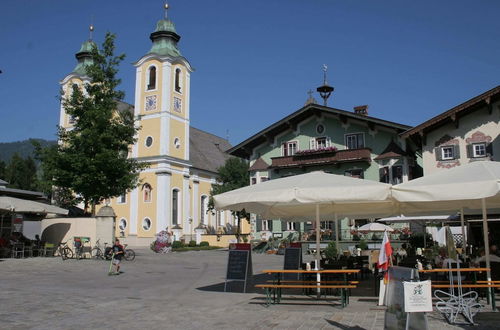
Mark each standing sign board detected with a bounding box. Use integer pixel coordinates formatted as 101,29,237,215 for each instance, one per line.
225,244,253,293
403,280,433,313
384,266,430,330
284,247,302,269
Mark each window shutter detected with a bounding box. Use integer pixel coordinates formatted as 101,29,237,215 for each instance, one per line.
295,221,300,232
256,218,262,232
281,143,286,156
269,220,274,232
486,143,494,156
453,144,460,159
466,144,473,158
435,147,442,161
326,137,332,148
310,138,316,150
281,220,287,231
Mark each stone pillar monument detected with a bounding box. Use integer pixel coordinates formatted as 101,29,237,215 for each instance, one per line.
95,206,116,246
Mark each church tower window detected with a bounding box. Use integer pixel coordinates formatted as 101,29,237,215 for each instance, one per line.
143,183,152,202
172,189,180,225
147,66,156,90
175,68,181,93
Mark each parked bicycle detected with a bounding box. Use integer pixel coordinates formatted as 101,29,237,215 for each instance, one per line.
123,244,135,261
91,239,112,260
56,241,73,260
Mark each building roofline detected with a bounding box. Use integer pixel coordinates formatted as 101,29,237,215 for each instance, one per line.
402,85,500,138
228,103,411,158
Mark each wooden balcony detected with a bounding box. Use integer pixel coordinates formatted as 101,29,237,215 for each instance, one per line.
270,148,372,169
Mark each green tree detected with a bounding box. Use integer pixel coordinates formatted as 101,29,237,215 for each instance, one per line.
209,157,249,241
0,160,6,181
4,153,38,190
36,32,146,214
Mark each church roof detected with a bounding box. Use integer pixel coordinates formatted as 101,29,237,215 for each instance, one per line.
189,127,231,173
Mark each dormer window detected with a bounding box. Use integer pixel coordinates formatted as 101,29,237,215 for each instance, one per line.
175,68,181,93
147,66,156,90
282,141,297,156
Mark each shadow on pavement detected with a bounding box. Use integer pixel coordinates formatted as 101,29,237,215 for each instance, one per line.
196,273,272,293
325,319,367,329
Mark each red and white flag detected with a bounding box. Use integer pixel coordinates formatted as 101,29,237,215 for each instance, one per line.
377,230,393,271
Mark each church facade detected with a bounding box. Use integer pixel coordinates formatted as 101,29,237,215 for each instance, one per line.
59,10,234,246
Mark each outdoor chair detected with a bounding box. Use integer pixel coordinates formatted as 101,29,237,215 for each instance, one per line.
24,244,33,257
11,243,25,258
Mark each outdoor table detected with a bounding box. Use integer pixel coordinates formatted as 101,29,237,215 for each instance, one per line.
261,269,360,307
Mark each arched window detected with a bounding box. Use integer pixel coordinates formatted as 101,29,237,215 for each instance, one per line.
200,195,208,225
143,183,152,202
175,68,181,93
172,189,180,225
147,66,156,90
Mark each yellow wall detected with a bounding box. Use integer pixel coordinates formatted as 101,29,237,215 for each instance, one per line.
169,118,186,160
137,117,161,157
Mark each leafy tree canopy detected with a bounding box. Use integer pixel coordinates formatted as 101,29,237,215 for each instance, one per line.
2,153,38,191
36,32,147,213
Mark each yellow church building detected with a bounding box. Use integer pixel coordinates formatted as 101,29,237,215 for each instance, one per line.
58,6,235,246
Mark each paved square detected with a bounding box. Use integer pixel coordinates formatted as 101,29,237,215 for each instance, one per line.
1,249,498,329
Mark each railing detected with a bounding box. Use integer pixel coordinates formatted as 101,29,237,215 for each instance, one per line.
270,148,372,169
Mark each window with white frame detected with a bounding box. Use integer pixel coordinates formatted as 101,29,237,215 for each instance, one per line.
262,220,272,231
441,146,454,160
316,137,327,149
345,133,364,149
118,193,127,204
472,143,486,158
119,218,127,230
142,218,152,231
172,189,180,225
200,195,208,225
286,222,297,231
142,183,152,203
282,141,298,156
147,66,156,90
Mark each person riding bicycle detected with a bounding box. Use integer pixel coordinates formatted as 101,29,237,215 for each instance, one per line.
111,238,124,275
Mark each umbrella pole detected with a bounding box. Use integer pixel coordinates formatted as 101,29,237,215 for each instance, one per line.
335,213,339,256
481,198,494,310
315,204,321,268
460,208,466,255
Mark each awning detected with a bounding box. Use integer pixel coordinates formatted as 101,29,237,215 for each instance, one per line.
0,196,68,215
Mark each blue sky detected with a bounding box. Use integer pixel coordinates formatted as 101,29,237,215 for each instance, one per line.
1,0,499,145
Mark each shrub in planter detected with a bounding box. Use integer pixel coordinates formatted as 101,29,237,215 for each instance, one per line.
358,239,368,250
200,241,209,247
172,241,184,249
188,240,197,247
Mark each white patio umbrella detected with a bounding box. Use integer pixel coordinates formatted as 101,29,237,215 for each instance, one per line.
357,222,394,232
213,171,395,267
391,161,500,287
0,196,69,215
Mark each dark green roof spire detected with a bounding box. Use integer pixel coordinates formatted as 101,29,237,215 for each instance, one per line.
73,24,96,75
149,3,181,57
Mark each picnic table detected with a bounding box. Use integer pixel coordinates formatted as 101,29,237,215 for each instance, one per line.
256,269,360,307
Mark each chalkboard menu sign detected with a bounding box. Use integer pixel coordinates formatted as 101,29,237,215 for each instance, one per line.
225,249,253,292
284,247,302,270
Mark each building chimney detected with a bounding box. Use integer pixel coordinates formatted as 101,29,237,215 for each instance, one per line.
353,105,368,116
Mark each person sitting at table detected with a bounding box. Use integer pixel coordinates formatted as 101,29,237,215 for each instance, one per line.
434,247,447,268
473,247,500,266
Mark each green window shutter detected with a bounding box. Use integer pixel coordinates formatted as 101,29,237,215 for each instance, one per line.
310,138,316,150
453,144,460,159
256,218,262,232
486,143,494,156
281,220,287,231
270,220,274,231
295,221,300,231
434,147,442,161
466,144,473,158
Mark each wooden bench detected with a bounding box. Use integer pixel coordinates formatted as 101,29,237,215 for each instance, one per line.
255,283,356,307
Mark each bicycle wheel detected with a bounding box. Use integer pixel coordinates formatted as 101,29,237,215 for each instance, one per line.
62,247,73,260
124,249,135,261
91,247,103,260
